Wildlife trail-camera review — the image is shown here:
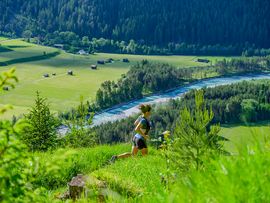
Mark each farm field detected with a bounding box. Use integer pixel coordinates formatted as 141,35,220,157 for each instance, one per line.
0,38,233,119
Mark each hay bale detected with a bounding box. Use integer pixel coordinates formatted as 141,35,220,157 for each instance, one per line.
43,73,49,78
52,73,56,76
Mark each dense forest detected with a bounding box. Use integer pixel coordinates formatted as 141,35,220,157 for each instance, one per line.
1,0,270,55
94,80,270,144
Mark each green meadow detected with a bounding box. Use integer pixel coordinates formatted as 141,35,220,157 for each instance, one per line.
0,38,231,119
220,122,270,153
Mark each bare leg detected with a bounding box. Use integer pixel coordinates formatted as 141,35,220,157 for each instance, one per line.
141,148,148,156
117,146,138,159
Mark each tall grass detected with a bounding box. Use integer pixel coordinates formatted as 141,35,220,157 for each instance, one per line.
35,128,270,202
34,144,130,189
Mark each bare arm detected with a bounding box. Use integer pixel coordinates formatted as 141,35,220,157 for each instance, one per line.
134,116,141,126
135,123,149,140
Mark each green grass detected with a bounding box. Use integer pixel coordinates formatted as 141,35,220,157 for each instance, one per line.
35,122,270,202
0,36,9,41
0,39,233,119
35,144,131,189
220,121,270,153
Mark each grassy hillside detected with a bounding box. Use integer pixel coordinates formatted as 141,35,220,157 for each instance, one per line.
0,38,232,119
32,122,270,202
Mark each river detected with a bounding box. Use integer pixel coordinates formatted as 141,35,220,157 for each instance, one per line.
58,73,270,135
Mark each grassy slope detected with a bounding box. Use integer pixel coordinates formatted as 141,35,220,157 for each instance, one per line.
39,122,270,202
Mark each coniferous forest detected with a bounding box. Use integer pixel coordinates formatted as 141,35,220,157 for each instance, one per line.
1,0,270,55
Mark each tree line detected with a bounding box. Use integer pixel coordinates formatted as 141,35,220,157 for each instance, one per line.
94,57,270,110
27,32,270,56
1,0,270,54
93,80,270,144
95,61,188,109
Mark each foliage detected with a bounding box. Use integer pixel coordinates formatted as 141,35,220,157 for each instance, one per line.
0,69,47,202
1,0,270,52
34,144,131,189
0,68,18,114
22,91,57,151
94,80,270,144
168,90,223,174
43,34,270,56
95,57,270,110
0,115,48,202
240,99,259,122
64,97,96,148
95,61,188,109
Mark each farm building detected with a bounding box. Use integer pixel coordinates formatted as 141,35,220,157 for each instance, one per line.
122,58,129,63
67,70,73,75
105,58,113,63
53,44,64,49
77,49,88,55
197,58,210,63
97,60,105,65
91,65,97,69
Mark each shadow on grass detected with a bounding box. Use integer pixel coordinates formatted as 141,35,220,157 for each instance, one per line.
0,51,60,66
6,45,31,49
0,46,13,53
222,120,270,129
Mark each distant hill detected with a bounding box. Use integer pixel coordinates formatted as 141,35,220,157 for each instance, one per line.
1,0,270,48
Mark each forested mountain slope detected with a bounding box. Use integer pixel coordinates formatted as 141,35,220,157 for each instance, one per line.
1,0,270,48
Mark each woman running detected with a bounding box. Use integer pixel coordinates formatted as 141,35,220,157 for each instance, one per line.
110,104,152,162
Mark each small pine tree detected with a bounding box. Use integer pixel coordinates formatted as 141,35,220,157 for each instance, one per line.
23,91,57,151
64,96,96,148
170,90,225,172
